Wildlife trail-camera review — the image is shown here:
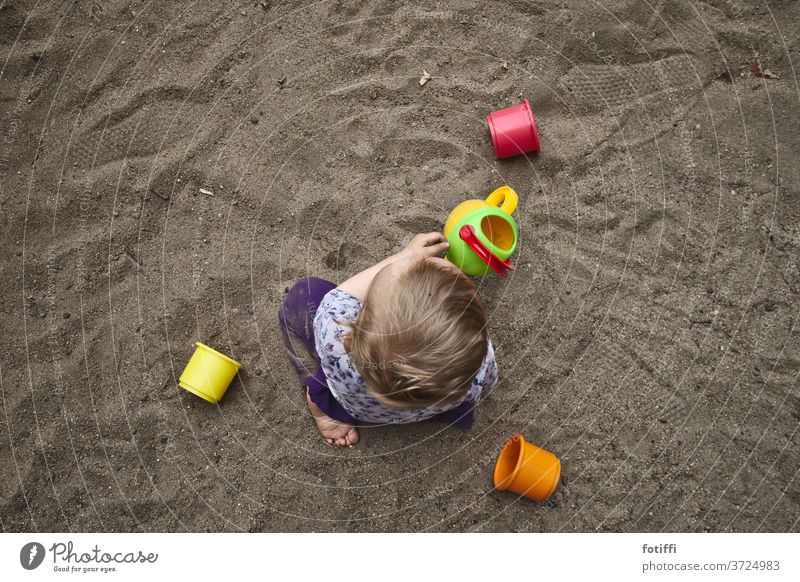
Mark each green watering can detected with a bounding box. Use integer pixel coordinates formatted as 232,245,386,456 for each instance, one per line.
444,186,519,277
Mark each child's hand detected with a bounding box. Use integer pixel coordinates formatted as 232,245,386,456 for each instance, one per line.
337,232,450,300
399,232,450,259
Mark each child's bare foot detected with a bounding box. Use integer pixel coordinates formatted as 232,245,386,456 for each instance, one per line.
306,392,359,447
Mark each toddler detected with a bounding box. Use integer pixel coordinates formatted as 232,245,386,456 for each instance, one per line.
278,232,498,447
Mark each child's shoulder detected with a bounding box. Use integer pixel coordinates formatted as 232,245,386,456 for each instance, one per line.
315,288,362,322
313,288,362,358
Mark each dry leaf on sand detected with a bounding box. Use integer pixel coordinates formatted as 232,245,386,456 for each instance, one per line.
751,54,780,79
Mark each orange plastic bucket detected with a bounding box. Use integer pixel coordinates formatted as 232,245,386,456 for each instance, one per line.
493,434,561,501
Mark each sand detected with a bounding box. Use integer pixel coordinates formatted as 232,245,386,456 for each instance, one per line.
1,0,798,532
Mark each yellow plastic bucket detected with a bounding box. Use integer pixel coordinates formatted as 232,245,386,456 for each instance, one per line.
179,342,241,404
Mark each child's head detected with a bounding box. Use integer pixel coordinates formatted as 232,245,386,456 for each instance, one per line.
348,256,488,409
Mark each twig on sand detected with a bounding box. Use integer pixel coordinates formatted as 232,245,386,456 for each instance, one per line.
199,187,215,197
124,246,141,265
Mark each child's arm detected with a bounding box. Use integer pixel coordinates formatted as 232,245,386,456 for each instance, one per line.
336,232,450,300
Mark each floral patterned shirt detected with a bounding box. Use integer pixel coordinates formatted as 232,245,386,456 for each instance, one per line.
313,288,499,424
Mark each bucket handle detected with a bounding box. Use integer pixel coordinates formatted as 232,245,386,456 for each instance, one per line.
485,186,518,215
459,225,514,277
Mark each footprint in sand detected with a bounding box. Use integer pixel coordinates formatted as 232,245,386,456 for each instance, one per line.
323,242,368,270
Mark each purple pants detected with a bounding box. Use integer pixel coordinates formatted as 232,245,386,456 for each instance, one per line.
278,277,474,428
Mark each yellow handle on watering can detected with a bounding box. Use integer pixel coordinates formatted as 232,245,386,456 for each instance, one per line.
485,186,518,215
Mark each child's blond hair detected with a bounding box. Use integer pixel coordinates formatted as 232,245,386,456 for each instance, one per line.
347,258,488,409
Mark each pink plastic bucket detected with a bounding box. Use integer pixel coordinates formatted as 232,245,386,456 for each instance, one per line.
487,99,540,158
